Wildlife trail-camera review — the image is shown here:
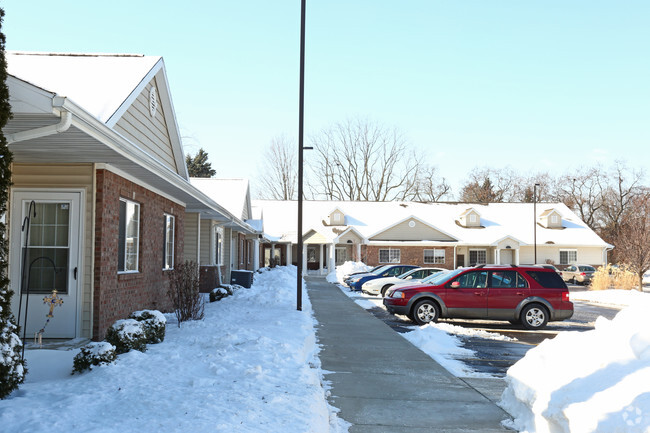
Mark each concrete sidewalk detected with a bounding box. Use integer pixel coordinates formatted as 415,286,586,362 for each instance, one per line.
305,276,512,433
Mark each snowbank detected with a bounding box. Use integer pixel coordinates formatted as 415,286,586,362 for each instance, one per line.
571,288,649,308
500,299,650,433
326,261,371,284
0,266,347,433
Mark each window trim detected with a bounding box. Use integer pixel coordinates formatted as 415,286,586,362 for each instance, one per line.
559,249,578,265
468,248,487,266
379,248,401,263
424,248,446,265
162,213,175,271
118,198,140,274
213,225,224,266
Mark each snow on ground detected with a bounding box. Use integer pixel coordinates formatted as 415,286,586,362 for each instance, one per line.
570,287,649,308
326,261,371,284
500,298,650,433
0,266,349,433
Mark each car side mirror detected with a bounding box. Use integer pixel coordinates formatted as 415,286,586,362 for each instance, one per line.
450,281,460,289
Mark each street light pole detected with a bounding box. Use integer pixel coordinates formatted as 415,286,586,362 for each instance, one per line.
296,0,306,311
534,183,540,264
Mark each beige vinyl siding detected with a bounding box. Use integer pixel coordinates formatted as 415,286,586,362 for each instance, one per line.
113,75,178,174
372,219,455,242
339,231,362,244
304,231,328,244
11,163,94,338
199,221,212,266
183,212,200,262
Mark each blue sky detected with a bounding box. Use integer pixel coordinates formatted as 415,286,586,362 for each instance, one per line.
3,1,649,195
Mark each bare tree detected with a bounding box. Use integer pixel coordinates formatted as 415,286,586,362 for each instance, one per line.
599,161,644,246
257,135,297,200
552,166,606,231
307,118,427,201
403,165,452,202
613,191,650,290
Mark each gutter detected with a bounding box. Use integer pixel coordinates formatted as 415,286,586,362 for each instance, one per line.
6,104,72,144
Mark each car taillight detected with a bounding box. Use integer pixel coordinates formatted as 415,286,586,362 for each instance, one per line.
562,291,570,302
580,272,586,276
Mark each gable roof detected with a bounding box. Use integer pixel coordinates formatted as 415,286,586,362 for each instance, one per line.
252,200,610,248
190,178,252,220
6,51,188,179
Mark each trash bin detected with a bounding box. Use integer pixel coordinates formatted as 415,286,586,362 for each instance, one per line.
230,270,254,288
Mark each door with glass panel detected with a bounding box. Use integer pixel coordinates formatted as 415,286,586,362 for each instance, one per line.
10,191,82,339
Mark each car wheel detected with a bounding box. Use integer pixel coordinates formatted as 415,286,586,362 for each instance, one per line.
380,285,393,297
520,304,548,330
572,277,578,285
412,300,440,326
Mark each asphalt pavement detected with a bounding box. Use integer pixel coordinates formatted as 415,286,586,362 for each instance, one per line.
305,276,512,433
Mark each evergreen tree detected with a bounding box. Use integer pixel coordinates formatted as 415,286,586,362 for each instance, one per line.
0,7,25,399
185,148,216,178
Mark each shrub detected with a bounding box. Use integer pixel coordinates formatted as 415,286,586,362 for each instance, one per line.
209,287,230,302
105,319,148,354
0,321,26,399
167,261,205,325
129,310,166,344
72,342,117,374
591,264,639,291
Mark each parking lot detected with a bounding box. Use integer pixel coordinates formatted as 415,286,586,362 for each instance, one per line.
349,284,622,377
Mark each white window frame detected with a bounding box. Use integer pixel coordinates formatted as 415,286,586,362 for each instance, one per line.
551,214,559,224
424,249,445,264
118,198,140,273
333,213,341,223
213,226,224,266
469,249,487,266
560,249,578,265
469,214,477,223
379,248,401,263
162,214,175,271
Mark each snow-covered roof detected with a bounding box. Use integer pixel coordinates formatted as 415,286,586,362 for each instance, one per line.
190,178,251,220
251,200,610,248
6,52,161,123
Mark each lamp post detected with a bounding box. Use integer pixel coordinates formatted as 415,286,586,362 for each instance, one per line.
296,0,306,311
534,183,540,264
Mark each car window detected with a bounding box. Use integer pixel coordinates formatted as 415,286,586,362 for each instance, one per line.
453,271,488,288
384,267,402,277
489,271,527,288
409,270,425,279
526,271,567,289
422,269,459,284
397,269,416,279
372,265,391,275
579,266,595,272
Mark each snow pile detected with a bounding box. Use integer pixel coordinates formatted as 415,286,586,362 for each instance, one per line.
326,261,371,284
571,288,649,308
0,266,346,433
401,324,496,378
500,299,650,433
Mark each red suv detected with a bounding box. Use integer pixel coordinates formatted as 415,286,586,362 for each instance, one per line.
383,265,573,330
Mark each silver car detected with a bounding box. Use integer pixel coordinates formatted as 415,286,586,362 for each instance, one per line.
561,264,596,285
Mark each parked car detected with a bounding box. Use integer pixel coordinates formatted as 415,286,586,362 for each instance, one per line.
561,264,596,285
361,267,446,296
536,264,562,275
343,265,384,286
383,265,573,330
348,264,418,291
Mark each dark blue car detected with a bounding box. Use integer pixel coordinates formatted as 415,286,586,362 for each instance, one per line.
348,265,418,291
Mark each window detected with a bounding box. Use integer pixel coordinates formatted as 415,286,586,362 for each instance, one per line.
214,226,224,265
527,271,566,288
424,249,445,264
469,214,477,223
333,213,341,223
453,271,488,288
490,271,528,288
240,239,244,265
469,249,486,266
379,248,400,263
551,215,559,224
247,241,251,264
118,199,140,272
162,214,175,270
559,249,577,265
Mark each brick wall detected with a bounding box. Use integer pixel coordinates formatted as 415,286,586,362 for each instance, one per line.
364,245,454,270
93,169,185,340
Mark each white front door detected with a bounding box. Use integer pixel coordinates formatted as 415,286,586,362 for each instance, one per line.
500,249,513,265
10,190,83,339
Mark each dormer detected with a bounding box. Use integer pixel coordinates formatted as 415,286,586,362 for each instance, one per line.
459,208,481,228
539,208,563,229
327,208,346,226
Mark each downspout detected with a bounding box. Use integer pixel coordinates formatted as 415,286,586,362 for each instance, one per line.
453,245,457,269
7,109,72,144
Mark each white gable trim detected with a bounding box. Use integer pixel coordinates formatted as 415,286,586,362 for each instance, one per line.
490,235,527,247
368,215,458,241
333,226,367,244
